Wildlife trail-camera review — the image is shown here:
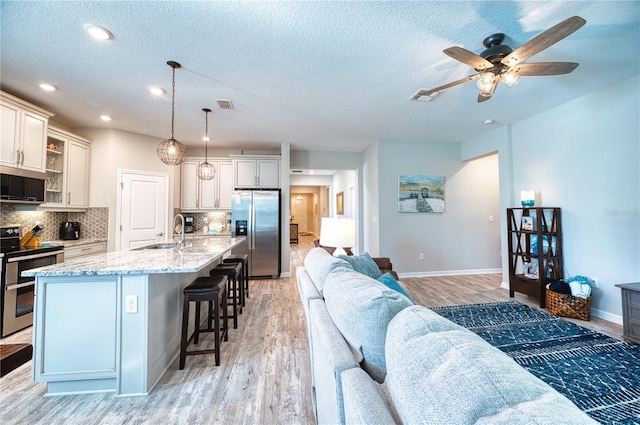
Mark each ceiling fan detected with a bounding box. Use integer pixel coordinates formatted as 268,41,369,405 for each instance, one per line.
412,16,586,103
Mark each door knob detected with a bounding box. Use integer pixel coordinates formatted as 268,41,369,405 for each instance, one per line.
156,232,164,237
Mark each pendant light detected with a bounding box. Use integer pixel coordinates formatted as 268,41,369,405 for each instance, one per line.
157,61,187,165
197,108,216,180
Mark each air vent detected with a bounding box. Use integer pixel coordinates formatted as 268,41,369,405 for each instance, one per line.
216,99,234,110
291,170,303,173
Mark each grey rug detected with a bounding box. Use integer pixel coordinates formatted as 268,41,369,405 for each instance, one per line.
431,301,640,424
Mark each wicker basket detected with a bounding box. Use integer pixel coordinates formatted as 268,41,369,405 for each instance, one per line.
546,287,591,321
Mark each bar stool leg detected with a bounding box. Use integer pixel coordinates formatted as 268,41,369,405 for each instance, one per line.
228,275,238,328
179,294,190,370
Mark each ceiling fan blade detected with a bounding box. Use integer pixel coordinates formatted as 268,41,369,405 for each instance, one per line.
444,47,494,70
512,62,579,76
477,93,492,103
411,73,480,100
501,16,586,67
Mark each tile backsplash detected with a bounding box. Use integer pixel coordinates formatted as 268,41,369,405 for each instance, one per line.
0,205,109,241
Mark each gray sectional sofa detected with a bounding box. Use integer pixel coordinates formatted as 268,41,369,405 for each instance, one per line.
296,247,596,425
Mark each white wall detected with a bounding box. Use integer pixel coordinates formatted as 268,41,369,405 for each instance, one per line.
376,141,501,274
77,128,180,252
363,143,380,255
461,75,640,321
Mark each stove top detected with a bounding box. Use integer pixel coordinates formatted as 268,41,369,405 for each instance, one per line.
0,224,63,259
1,244,64,259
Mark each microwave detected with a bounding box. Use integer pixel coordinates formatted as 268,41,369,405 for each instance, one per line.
0,166,45,204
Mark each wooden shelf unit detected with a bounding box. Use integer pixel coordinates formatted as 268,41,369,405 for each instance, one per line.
507,207,563,308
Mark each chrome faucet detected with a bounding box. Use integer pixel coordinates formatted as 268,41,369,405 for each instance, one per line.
174,213,185,247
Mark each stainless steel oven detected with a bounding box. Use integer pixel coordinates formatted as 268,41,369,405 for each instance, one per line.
1,225,64,338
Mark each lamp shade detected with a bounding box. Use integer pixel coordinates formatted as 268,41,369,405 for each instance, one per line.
319,217,356,254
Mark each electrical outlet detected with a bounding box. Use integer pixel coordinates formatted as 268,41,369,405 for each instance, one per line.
419,252,424,261
125,295,137,313
590,277,599,288
489,215,494,223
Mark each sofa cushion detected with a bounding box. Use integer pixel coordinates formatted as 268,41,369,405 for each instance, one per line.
323,268,413,383
377,272,414,303
386,306,598,425
336,252,382,278
303,247,353,296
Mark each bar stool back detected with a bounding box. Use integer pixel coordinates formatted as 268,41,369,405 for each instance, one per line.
223,253,249,301
210,262,243,329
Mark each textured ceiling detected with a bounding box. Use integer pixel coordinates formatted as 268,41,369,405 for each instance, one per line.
1,1,638,153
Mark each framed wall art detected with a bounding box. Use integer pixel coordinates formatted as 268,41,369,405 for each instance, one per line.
398,175,445,213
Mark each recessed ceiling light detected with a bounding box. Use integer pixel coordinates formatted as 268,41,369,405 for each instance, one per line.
84,24,114,41
39,83,57,92
483,119,497,125
100,115,112,122
148,86,165,96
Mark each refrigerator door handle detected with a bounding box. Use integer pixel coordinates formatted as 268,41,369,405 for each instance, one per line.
249,203,254,250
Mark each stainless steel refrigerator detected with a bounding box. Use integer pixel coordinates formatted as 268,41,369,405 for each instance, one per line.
231,189,281,278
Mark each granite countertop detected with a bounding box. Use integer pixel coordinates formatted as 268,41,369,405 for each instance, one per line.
23,237,244,277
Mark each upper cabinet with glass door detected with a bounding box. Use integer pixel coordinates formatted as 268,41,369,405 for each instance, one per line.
42,127,92,211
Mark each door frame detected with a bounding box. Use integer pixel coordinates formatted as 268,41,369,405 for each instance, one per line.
115,169,170,251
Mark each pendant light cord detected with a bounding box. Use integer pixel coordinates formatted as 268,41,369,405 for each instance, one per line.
170,66,176,140
204,109,209,160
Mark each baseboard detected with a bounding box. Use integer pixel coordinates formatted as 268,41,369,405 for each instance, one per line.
280,271,292,278
398,268,501,278
499,282,623,325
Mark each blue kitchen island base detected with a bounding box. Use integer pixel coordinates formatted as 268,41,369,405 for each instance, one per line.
26,238,244,396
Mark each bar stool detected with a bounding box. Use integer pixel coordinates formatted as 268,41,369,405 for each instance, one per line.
223,253,249,302
179,275,228,369
210,262,243,329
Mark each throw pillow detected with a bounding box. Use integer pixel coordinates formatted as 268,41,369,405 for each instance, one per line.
323,268,413,383
336,252,382,279
377,272,414,303
303,247,353,296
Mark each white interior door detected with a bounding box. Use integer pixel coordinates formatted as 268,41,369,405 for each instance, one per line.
118,170,168,250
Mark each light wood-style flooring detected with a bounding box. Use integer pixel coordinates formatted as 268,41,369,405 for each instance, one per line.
0,235,623,424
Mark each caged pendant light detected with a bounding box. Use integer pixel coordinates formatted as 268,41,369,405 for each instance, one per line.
197,108,216,180
157,61,187,165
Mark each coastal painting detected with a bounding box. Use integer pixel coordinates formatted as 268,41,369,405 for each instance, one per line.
398,174,445,213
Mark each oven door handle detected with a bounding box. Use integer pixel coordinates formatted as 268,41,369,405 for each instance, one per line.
6,250,63,262
5,281,35,291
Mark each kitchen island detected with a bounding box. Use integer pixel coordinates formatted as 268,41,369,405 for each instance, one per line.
23,237,244,397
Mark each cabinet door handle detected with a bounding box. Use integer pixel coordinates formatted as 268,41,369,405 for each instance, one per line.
67,192,71,204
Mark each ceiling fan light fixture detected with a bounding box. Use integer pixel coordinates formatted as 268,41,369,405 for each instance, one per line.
501,70,520,87
157,61,187,166
477,72,496,91
197,108,216,181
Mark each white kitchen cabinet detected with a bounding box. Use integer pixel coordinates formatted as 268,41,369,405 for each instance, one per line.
41,126,92,210
181,158,233,211
63,242,107,261
0,91,53,172
231,155,280,188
